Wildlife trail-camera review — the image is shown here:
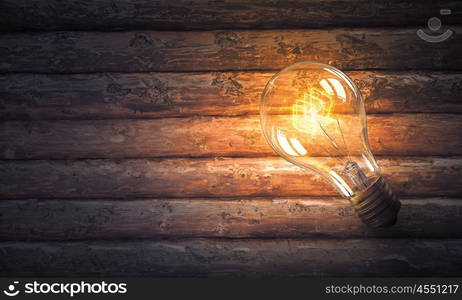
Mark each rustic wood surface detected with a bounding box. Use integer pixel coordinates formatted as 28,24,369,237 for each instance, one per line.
2,238,462,276
1,29,461,73
1,0,461,31
1,114,461,159
1,0,462,277
2,71,462,120
1,198,461,240
1,157,460,199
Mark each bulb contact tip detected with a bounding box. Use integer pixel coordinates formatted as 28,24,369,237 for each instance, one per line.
349,177,401,228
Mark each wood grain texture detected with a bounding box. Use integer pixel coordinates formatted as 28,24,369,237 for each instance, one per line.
2,238,462,276
1,157,460,199
1,198,461,240
2,71,462,120
0,28,461,73
1,0,461,31
1,114,461,159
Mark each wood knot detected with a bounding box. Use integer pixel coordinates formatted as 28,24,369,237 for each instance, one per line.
234,167,253,179
336,34,383,56
129,32,153,48
450,81,462,93
106,82,132,97
139,77,172,105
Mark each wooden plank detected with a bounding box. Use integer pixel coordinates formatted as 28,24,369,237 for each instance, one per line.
2,71,462,120
0,29,461,73
2,238,462,276
1,198,461,240
1,114,461,159
0,157,460,199
1,0,461,31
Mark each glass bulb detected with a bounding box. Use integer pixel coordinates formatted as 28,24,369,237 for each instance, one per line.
260,61,401,228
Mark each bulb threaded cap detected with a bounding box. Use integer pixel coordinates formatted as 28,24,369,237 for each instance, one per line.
349,177,401,228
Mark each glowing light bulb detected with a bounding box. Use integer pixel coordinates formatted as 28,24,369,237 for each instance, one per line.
260,61,401,228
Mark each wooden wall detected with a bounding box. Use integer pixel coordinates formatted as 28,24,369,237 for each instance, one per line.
1,0,462,276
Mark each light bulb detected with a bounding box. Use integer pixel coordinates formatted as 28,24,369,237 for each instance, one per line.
260,61,401,228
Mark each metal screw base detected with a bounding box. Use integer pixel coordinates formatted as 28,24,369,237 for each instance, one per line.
349,177,401,228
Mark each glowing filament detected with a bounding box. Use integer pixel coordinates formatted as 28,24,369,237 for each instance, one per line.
292,87,334,133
